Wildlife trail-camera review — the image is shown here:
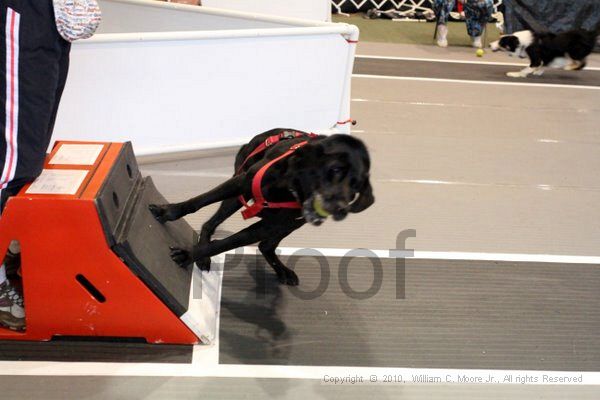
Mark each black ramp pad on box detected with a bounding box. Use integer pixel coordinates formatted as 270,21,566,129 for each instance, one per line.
96,142,196,317
111,177,196,317
96,142,142,247
219,255,600,371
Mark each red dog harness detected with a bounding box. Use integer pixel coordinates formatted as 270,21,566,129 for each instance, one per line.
237,131,317,219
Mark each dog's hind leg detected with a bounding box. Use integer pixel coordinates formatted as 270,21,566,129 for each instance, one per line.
149,174,246,223
565,59,586,71
575,59,587,71
507,66,536,78
258,222,305,286
508,45,542,78
196,198,242,272
532,67,545,76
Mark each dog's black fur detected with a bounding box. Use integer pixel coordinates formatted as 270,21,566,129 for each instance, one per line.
149,128,374,285
491,29,599,77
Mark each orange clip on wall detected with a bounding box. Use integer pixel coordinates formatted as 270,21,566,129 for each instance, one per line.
0,141,200,344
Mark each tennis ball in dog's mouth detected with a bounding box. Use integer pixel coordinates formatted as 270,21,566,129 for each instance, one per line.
476,49,484,57
313,198,330,218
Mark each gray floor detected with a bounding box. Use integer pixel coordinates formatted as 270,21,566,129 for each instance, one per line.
0,340,192,363
4,44,600,398
355,56,600,87
220,256,600,370
356,41,600,69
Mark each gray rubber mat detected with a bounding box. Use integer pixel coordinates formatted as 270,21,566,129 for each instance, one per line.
219,255,600,371
354,57,600,87
0,340,192,363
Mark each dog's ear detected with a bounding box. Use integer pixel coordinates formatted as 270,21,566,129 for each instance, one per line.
500,35,520,52
350,177,374,213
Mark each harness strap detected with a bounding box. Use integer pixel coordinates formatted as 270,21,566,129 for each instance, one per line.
240,141,309,220
236,131,316,175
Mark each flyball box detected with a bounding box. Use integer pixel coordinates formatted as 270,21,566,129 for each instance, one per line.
0,141,205,344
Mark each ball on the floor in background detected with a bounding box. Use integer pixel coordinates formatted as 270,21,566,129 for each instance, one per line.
476,49,484,57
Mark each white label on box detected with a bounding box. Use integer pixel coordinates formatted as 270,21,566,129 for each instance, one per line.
49,144,104,165
26,169,88,195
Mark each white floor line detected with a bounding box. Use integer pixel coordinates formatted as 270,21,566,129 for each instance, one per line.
353,74,600,91
351,98,600,113
377,178,600,193
356,54,600,71
0,360,597,384
141,170,232,178
190,253,225,364
258,247,600,265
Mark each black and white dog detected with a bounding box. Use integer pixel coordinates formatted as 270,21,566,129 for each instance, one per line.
490,29,598,78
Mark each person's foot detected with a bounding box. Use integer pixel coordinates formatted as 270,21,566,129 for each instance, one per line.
0,280,25,331
472,35,483,49
436,24,448,48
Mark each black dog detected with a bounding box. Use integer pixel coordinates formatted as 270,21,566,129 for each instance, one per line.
149,128,374,285
490,29,599,78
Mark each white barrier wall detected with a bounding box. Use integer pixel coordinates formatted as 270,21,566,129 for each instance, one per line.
97,0,295,32
201,0,331,22
53,0,357,155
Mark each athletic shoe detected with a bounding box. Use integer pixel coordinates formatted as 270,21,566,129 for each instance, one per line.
0,280,25,331
472,36,483,48
436,24,448,48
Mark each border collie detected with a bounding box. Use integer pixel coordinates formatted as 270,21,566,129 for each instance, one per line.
490,29,598,78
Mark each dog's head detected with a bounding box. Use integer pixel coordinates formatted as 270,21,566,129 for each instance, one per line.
491,35,520,53
288,134,374,226
490,31,533,58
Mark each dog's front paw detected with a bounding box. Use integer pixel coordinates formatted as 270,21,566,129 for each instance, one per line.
149,204,180,223
169,246,193,268
197,257,211,272
277,267,299,286
506,71,526,78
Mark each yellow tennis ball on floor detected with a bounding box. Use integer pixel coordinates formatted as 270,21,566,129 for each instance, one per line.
476,49,484,57
313,198,330,218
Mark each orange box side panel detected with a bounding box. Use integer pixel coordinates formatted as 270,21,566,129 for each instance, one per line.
0,141,199,344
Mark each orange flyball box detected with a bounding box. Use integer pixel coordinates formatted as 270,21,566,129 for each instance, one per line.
0,141,201,344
